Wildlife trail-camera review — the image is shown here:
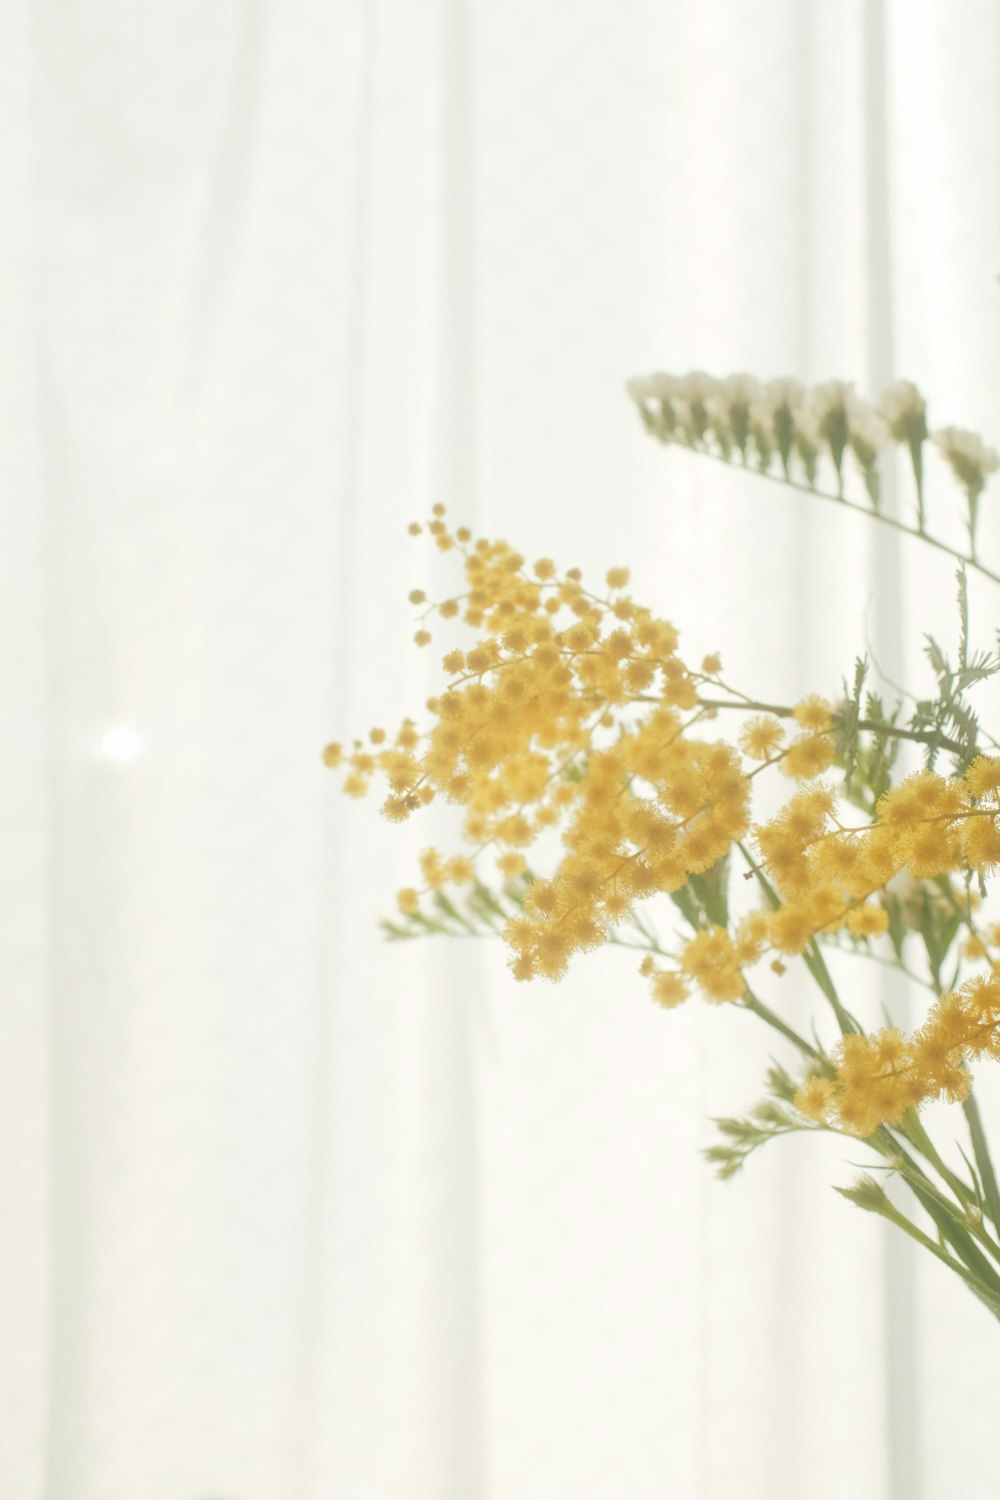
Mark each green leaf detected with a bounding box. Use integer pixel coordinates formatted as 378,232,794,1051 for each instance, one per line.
468,880,510,921
764,1060,799,1103
668,880,702,930
433,890,477,932
688,852,731,928
957,564,969,673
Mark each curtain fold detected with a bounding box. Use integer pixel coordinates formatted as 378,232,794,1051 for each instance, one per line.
3,2,999,1497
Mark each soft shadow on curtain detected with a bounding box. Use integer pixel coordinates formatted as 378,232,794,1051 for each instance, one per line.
1,2,999,1498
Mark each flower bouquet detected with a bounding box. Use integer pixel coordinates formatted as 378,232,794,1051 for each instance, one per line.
326,369,1000,1323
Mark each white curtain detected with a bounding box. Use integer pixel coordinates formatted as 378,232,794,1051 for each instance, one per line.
3,2,1000,1497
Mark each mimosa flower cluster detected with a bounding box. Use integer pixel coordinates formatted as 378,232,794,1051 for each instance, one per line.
326,506,756,984
796,967,1000,1139
326,509,1000,1140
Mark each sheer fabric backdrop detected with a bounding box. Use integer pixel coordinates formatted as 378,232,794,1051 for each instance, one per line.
2,2,1000,1497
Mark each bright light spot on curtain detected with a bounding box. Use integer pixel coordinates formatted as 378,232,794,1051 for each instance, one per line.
98,725,142,762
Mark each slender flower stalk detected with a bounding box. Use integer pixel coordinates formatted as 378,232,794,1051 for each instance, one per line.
933,426,1000,561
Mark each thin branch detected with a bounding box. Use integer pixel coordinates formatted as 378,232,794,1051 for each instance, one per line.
695,695,967,757
667,440,1000,589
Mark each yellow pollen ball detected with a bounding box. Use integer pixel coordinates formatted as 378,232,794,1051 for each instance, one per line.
781,733,835,780
381,796,411,823
651,970,688,1008
846,904,889,938
739,717,784,760
793,694,834,733
966,756,1000,799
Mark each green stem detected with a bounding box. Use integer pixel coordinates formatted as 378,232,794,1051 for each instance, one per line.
694,694,967,759
740,989,823,1061
893,1111,1000,1263
802,937,863,1035
872,1128,1000,1287
964,1091,1000,1236
828,940,936,994
900,1157,1000,1265
661,439,1000,588
968,486,981,563
910,438,925,533
737,843,863,1036
900,1107,979,1215
872,1189,1000,1321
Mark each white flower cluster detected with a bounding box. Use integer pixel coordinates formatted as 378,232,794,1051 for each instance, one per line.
627,368,1000,550
880,379,928,444
625,370,906,502
933,425,1000,498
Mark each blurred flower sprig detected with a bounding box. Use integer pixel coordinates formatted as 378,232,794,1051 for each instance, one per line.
626,370,998,566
